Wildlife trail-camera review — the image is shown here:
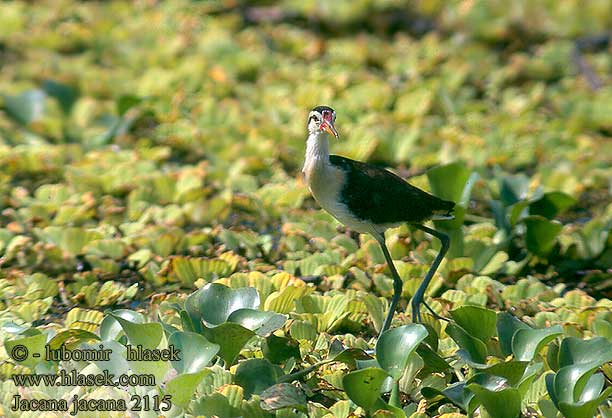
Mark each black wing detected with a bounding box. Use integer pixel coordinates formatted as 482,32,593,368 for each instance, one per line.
329,155,455,225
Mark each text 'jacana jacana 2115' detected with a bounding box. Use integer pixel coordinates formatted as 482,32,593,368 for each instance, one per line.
302,105,455,336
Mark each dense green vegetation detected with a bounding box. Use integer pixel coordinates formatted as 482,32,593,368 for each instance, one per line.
1,1,611,417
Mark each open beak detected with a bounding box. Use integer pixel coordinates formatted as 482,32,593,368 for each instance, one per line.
321,121,339,138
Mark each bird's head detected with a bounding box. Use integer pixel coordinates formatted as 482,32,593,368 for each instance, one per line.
307,105,338,138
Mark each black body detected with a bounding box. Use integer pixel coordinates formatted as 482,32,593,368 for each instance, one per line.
329,155,455,225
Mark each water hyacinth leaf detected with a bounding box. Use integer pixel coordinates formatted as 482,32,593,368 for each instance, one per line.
421,381,475,412
165,369,211,407
497,312,531,356
235,358,283,399
500,174,530,206
523,216,563,256
259,383,307,411
417,343,450,373
227,308,286,336
109,314,163,349
342,368,390,411
262,334,301,364
547,362,612,418
193,392,242,417
557,336,612,368
512,325,563,361
100,311,145,343
529,191,576,219
376,324,428,380
89,340,129,378
446,323,487,365
117,94,142,116
180,308,200,334
517,362,544,398
427,161,471,204
3,89,46,125
450,305,497,343
168,331,219,374
427,161,474,228
467,374,521,418
481,361,530,386
47,329,100,350
509,200,530,227
4,333,46,369
201,322,255,365
558,389,612,418
190,283,259,326
42,79,79,114
551,360,606,405
331,347,372,369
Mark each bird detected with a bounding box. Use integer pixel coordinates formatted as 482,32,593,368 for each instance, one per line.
302,105,455,335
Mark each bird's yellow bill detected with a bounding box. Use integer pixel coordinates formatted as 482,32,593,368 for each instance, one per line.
322,121,339,138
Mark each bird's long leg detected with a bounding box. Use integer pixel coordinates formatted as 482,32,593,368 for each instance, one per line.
375,233,404,336
411,224,450,323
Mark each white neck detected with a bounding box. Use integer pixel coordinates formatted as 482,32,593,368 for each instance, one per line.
302,131,330,180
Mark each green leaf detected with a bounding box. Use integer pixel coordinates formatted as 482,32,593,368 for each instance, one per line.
117,94,142,116
467,374,522,418
552,361,606,405
259,383,307,411
558,336,612,368
558,389,612,418
416,343,450,373
3,89,46,125
427,161,474,228
421,381,476,413
446,323,487,364
165,369,211,407
332,348,373,369
376,324,428,380
529,191,576,219
168,331,219,374
500,174,529,206
547,363,612,418
362,293,387,334
5,333,46,370
42,79,79,114
227,308,286,336
342,368,390,411
193,392,242,417
88,340,129,378
427,161,471,204
523,215,563,256
262,334,301,364
512,325,563,361
497,312,530,356
47,329,100,350
109,315,163,349
450,305,497,343
188,283,259,326
201,322,255,365
481,361,530,386
171,257,232,286
235,358,283,399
